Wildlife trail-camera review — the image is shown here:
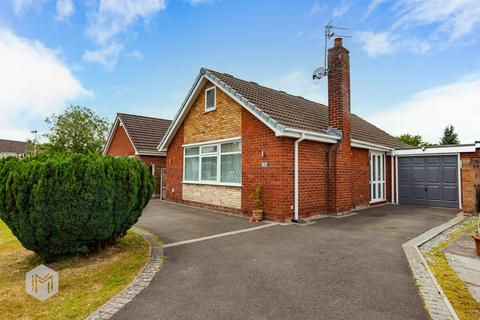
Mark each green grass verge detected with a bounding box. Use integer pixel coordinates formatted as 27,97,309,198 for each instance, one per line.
0,220,149,320
425,220,480,320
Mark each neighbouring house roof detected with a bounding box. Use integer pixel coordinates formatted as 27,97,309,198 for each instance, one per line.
105,113,172,156
159,68,407,151
0,139,27,154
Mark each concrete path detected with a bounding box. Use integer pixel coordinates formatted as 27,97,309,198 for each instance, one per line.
444,232,480,301
114,203,458,320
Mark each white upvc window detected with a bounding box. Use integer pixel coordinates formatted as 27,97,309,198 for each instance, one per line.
184,139,241,186
205,87,216,112
370,151,386,203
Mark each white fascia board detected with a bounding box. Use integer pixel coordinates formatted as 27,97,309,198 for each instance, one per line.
351,139,394,152
157,74,207,151
137,151,166,157
393,144,476,156
280,127,339,144
183,136,241,148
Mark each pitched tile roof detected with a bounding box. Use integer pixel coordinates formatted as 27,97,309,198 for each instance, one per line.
117,113,172,154
204,69,407,149
0,139,27,154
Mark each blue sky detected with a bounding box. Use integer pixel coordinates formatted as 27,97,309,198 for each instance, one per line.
1,0,479,144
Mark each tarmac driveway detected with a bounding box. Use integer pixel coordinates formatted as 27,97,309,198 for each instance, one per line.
136,200,267,244
115,203,459,320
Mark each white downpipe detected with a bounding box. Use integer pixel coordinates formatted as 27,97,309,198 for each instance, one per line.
294,133,306,222
391,155,394,204
395,155,399,205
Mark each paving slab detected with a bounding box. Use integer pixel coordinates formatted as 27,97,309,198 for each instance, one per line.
136,200,265,244
444,232,480,302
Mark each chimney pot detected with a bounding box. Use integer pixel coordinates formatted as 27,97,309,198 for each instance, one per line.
334,38,343,47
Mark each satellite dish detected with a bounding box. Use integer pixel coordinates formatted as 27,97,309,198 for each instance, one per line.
312,67,327,80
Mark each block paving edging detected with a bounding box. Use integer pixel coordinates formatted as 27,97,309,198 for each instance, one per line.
84,227,164,320
402,213,465,320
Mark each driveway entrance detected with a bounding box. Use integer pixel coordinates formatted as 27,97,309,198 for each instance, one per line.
115,204,459,320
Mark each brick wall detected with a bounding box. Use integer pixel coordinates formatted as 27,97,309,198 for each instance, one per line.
106,124,135,156
298,140,329,216
241,108,295,221
327,38,352,213
183,184,241,209
183,80,241,144
460,150,480,213
165,124,184,202
351,148,370,207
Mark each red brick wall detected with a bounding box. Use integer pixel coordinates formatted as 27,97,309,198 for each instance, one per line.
165,124,184,203
351,148,370,207
298,140,329,217
106,124,135,156
461,150,480,213
327,38,352,213
241,109,295,221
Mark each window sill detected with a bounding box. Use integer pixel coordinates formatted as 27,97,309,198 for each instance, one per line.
182,181,242,187
204,108,216,113
369,199,386,204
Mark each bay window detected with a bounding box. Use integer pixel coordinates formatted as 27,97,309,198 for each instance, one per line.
184,139,241,185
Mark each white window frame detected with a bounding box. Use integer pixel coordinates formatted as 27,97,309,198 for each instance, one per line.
204,86,216,112
370,151,386,203
183,138,241,187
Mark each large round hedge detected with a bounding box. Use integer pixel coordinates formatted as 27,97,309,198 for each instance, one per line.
0,153,154,260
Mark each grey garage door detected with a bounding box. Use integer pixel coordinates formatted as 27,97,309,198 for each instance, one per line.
398,156,459,208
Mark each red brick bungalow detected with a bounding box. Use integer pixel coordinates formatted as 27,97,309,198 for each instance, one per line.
104,113,172,198
158,39,480,221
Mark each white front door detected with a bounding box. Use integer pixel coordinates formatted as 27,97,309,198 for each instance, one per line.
370,152,386,203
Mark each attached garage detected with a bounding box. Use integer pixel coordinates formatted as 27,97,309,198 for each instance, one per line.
397,156,459,208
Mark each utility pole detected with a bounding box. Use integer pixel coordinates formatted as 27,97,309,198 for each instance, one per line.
31,130,37,156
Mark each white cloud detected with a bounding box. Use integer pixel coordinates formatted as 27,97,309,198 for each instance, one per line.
55,0,74,21
86,0,166,45
364,0,387,18
11,0,48,15
394,0,480,42
356,31,396,57
356,30,432,57
84,0,165,68
308,2,324,16
332,1,351,18
264,68,327,105
366,74,480,144
185,0,217,5
360,0,480,56
0,28,91,140
82,42,124,70
126,49,144,60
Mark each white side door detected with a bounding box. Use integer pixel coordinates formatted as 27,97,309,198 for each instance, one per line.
370,152,386,203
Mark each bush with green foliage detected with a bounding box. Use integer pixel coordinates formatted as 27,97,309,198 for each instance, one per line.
0,154,154,260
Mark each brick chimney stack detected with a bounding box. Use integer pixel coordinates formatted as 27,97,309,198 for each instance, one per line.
327,37,353,213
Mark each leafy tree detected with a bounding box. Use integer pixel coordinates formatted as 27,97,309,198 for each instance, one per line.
397,134,429,147
439,125,460,145
43,105,110,154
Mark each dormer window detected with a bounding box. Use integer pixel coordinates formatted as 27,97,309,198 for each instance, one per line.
205,87,216,112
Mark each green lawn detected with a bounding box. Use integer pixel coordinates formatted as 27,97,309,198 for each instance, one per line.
0,220,149,320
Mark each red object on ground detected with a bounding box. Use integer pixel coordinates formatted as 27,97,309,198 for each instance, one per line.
473,235,480,256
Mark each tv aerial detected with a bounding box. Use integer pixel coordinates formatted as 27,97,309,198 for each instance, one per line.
312,20,351,83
